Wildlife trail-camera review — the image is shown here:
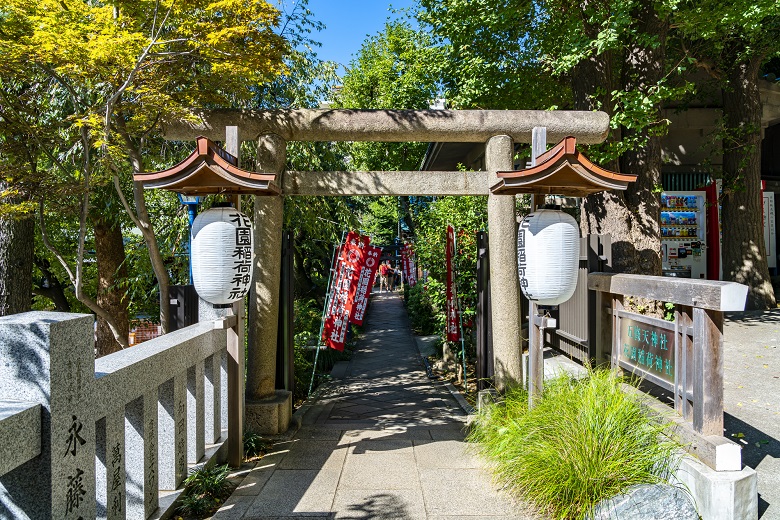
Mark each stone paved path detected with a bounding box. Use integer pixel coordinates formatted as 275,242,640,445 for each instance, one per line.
213,291,538,520
722,310,780,519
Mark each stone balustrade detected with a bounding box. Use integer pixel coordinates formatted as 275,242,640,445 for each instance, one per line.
0,312,231,520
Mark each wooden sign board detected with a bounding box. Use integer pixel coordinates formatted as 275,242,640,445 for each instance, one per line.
615,311,676,392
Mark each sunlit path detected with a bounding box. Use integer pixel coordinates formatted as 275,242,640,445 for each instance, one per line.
213,291,539,519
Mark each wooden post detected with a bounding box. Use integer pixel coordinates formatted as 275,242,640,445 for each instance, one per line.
675,306,693,422
593,289,612,367
276,230,295,393
611,296,624,368
587,234,612,365
225,126,244,467
475,231,493,390
693,307,724,436
531,127,547,167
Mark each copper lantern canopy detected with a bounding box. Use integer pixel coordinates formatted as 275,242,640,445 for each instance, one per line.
490,136,636,197
133,136,279,196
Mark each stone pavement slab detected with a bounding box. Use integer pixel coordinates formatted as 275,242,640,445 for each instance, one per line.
212,292,538,519
722,310,780,519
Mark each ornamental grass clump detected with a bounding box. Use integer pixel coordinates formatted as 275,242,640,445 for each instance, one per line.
176,463,232,517
468,369,682,520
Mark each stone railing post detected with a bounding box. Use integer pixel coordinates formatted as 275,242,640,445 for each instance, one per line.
0,312,96,519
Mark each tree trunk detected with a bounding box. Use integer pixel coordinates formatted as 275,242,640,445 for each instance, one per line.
292,238,317,299
400,196,414,235
94,220,130,357
579,4,666,277
720,54,776,310
33,256,71,312
0,205,34,316
132,179,170,333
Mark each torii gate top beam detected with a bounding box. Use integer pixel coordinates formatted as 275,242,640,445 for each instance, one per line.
164,109,610,145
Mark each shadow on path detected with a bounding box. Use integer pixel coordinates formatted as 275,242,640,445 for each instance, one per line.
213,291,538,519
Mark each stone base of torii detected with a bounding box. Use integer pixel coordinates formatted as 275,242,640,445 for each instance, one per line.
164,108,610,435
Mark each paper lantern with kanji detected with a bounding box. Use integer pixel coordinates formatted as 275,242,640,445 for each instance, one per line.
191,207,254,305
517,209,579,306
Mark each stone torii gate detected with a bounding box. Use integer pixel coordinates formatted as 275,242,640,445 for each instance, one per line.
164,108,609,434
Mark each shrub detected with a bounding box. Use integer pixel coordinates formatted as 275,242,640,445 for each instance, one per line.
405,282,438,334
243,430,271,460
468,369,682,520
176,463,232,517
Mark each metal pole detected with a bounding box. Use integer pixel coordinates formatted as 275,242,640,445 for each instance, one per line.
187,204,197,285
458,296,468,391
308,230,346,396
527,127,546,408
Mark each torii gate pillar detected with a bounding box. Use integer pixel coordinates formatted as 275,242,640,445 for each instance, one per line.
486,135,524,391
246,133,293,435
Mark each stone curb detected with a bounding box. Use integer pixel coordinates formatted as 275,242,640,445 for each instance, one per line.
442,381,476,416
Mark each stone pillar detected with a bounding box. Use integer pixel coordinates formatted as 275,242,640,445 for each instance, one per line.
246,134,293,434
486,135,524,391
0,312,97,519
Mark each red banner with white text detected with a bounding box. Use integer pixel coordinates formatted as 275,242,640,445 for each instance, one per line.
407,246,417,286
350,244,382,325
401,245,410,285
400,244,418,287
445,225,461,342
323,232,369,351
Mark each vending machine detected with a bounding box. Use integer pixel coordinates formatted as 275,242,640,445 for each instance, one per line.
660,191,707,279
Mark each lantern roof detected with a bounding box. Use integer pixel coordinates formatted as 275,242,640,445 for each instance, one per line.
133,136,279,196
490,136,637,196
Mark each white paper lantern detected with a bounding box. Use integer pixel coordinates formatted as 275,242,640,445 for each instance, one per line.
191,207,254,305
517,209,580,306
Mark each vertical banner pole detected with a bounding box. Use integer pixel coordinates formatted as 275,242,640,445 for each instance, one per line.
458,296,467,390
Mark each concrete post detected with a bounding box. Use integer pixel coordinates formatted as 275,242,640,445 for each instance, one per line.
246,134,293,434
224,126,245,466
486,135,523,392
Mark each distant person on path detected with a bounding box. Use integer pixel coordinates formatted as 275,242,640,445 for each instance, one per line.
379,261,391,293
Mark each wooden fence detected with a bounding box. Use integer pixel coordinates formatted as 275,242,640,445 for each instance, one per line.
589,272,748,471
546,235,612,363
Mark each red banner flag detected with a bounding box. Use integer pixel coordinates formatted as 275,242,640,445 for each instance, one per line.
400,244,417,287
446,225,461,342
323,232,368,351
401,245,409,284
350,244,382,325
407,246,417,287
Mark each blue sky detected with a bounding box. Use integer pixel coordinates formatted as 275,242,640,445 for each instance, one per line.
304,0,417,73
